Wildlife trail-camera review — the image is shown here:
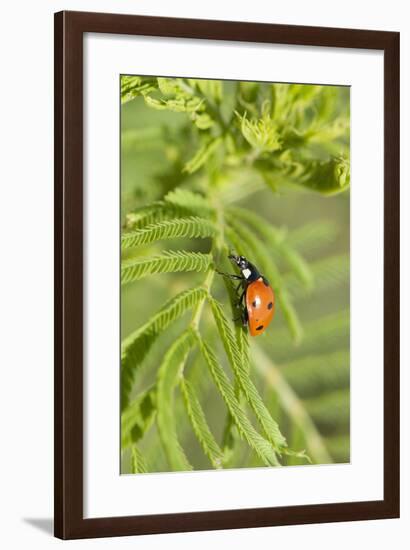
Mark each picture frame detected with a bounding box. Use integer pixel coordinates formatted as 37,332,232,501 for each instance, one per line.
54,10,400,539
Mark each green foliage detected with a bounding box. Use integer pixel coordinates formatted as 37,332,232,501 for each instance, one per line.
120,76,350,472
195,333,280,467
121,386,156,448
121,287,207,409
184,137,223,174
121,217,217,249
156,330,194,471
121,250,212,285
209,297,286,451
131,444,148,473
237,103,282,153
180,378,224,469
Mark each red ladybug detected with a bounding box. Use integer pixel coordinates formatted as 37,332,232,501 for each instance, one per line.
217,254,275,336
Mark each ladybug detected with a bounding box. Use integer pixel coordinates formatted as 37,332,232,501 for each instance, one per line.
217,254,275,336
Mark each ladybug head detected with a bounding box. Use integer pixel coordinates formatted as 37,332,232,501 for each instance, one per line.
228,254,249,270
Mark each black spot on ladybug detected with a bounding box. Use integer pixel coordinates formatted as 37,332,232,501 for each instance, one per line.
267,302,273,310
256,325,264,331
252,300,257,307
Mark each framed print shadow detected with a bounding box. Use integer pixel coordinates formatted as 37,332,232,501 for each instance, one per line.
54,10,400,539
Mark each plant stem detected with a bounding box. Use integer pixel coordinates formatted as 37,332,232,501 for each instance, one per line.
190,268,215,329
190,189,227,330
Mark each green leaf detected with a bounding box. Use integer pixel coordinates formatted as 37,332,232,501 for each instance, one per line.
282,447,312,463
121,250,212,285
131,444,148,473
195,332,280,466
143,95,168,110
208,297,287,451
121,76,157,104
121,287,207,409
123,202,169,230
121,386,156,448
157,77,183,96
276,155,350,196
156,330,194,471
183,137,223,174
188,79,223,103
237,106,282,153
124,193,214,231
193,112,214,130
180,378,224,469
297,156,350,195
121,217,217,249
164,189,215,218
144,93,204,113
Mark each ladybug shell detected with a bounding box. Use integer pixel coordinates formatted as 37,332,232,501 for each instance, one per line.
245,277,275,336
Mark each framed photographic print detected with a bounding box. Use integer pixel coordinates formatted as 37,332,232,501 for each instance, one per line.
54,11,400,539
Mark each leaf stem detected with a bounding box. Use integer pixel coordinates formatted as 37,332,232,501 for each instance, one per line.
190,194,226,330
190,268,215,329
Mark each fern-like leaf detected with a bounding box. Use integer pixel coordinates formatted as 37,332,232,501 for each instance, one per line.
121,287,207,409
123,201,169,230
195,332,280,466
156,330,194,471
209,297,287,451
121,217,217,249
121,251,212,285
237,108,282,153
124,191,215,231
164,189,215,219
121,386,156,449
180,377,224,469
183,137,223,174
121,76,157,104
131,444,148,473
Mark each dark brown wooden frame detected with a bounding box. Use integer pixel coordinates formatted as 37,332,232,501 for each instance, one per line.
54,10,400,540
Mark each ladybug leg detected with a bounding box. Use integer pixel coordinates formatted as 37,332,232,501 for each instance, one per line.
235,288,246,309
233,306,248,326
241,306,249,327
235,281,244,293
215,269,245,281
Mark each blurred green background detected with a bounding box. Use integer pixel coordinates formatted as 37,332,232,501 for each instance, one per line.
120,78,350,473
